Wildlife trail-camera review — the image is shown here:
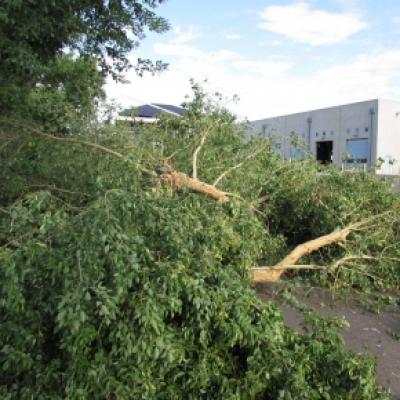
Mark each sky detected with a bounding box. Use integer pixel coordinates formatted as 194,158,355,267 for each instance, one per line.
105,0,400,120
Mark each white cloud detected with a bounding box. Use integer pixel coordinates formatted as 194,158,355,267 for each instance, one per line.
316,51,400,96
257,39,282,47
208,49,239,63
153,43,205,59
154,41,240,62
225,33,243,40
171,25,199,44
106,42,400,121
392,16,400,34
233,60,292,76
259,2,367,46
334,0,361,12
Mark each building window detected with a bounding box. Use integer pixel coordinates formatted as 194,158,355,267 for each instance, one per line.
291,148,306,159
346,128,351,134
365,127,369,133
355,127,360,133
330,130,334,135
316,132,319,137
346,138,369,164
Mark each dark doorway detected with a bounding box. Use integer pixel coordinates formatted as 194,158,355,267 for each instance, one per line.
316,141,333,164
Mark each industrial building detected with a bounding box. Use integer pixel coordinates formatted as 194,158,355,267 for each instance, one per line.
252,99,400,175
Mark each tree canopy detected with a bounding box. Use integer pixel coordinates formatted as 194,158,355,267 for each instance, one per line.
0,0,169,114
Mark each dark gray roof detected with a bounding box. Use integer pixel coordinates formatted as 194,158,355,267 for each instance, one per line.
135,104,186,118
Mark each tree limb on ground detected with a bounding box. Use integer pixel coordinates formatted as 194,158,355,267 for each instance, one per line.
160,170,229,202
252,215,385,283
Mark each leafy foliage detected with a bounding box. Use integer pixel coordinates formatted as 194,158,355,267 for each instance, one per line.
1,88,399,397
0,188,386,399
0,0,169,114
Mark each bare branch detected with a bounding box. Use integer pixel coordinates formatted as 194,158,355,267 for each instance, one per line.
26,125,126,159
1,228,40,249
213,145,267,187
192,124,214,180
253,264,324,271
332,254,400,271
29,184,90,197
253,195,269,206
164,141,193,162
252,214,388,283
11,121,158,177
340,266,384,282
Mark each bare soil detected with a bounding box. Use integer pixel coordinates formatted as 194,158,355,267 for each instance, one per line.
256,284,400,399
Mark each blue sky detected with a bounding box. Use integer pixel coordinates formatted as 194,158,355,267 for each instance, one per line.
106,0,400,119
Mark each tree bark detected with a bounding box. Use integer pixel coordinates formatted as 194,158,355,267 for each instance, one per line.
160,171,229,202
252,218,375,283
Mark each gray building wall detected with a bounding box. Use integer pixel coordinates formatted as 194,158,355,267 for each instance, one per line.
376,100,400,175
252,99,400,175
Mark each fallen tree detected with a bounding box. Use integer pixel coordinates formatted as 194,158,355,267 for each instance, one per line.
5,118,400,292
1,90,399,398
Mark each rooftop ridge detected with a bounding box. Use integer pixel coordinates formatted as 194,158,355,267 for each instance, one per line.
251,98,400,122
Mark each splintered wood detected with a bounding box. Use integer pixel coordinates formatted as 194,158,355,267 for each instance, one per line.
160,171,229,202
252,217,378,283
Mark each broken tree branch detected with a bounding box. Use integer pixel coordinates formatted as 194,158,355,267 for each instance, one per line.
14,121,230,202
252,215,386,283
23,125,127,159
212,145,267,187
160,170,229,202
192,124,214,180
13,121,159,177
331,253,400,288
252,264,324,271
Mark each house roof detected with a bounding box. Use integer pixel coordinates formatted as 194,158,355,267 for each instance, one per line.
121,103,186,118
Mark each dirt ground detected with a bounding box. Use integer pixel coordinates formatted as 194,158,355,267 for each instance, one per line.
256,284,400,399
